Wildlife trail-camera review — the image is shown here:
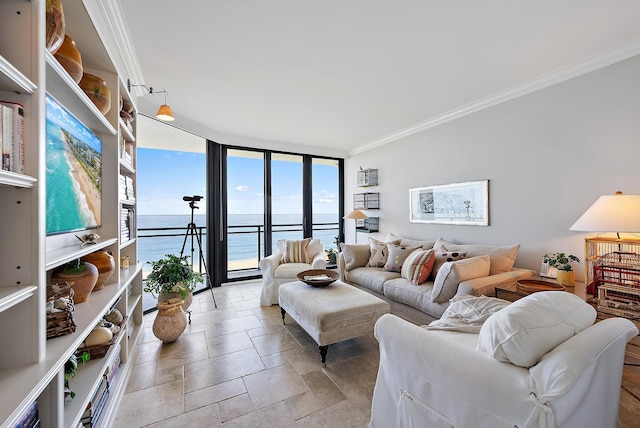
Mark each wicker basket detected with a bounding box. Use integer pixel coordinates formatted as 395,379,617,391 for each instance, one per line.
46,282,77,339
76,316,127,360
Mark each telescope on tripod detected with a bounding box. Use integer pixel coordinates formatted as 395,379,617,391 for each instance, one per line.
180,195,217,308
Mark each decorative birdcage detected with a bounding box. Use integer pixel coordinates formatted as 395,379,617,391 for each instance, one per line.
594,251,640,318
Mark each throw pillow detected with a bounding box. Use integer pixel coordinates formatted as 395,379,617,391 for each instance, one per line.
434,239,520,275
476,291,596,368
401,249,435,285
383,244,420,272
431,255,491,303
282,238,311,263
430,246,467,280
368,237,400,267
340,243,371,270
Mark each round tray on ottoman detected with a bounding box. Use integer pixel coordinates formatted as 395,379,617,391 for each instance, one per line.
297,269,339,287
516,279,565,293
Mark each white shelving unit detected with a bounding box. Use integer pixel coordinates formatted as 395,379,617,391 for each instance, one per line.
0,1,143,426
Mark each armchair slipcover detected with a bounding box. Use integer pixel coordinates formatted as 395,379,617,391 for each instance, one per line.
259,238,326,306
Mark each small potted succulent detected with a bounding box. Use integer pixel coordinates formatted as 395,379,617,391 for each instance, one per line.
144,254,203,310
326,248,338,265
543,252,581,286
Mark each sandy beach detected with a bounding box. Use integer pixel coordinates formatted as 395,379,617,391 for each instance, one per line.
65,142,101,225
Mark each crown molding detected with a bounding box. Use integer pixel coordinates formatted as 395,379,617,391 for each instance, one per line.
85,0,146,96
351,37,640,156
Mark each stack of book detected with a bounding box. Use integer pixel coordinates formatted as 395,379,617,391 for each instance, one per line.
120,139,134,169
14,400,39,428
118,174,135,201
120,208,134,242
0,101,25,174
79,376,109,427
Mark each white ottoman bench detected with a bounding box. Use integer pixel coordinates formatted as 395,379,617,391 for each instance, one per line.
279,279,390,365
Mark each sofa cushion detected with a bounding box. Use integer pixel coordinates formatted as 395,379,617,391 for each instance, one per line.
477,291,597,368
401,249,435,285
340,243,370,270
434,239,519,275
385,232,437,250
281,238,311,263
383,278,448,318
347,266,401,294
431,256,491,303
430,247,467,279
384,244,420,272
368,237,400,267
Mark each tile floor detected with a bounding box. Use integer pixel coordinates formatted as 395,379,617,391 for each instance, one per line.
114,280,640,428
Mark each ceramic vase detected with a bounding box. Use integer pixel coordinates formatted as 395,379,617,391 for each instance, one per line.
51,261,98,304
158,288,193,312
556,270,576,287
153,298,187,343
81,250,115,291
54,34,83,83
79,73,111,115
45,0,65,55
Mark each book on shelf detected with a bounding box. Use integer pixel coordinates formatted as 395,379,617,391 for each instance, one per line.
0,101,25,174
1,104,12,172
14,400,38,428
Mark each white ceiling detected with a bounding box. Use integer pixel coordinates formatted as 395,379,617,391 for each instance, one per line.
120,0,640,157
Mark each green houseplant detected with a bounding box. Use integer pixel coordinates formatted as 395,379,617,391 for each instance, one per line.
543,252,581,286
326,248,338,264
144,254,203,308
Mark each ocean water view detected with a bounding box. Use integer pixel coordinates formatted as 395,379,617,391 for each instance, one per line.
138,213,340,274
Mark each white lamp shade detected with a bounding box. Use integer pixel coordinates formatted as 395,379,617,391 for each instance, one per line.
344,209,368,220
569,193,640,232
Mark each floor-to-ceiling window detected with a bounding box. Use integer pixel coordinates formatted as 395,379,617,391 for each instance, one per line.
209,144,343,283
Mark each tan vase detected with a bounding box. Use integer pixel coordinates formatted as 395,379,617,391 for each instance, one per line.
158,288,193,312
54,34,83,83
556,270,576,287
45,0,65,55
79,73,111,115
51,261,98,304
81,250,115,291
153,298,188,343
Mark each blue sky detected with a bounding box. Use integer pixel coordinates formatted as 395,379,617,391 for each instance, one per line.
138,148,339,217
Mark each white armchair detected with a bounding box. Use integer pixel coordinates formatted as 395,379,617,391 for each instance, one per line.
259,238,326,306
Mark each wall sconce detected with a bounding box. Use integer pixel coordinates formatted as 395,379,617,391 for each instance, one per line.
127,79,175,121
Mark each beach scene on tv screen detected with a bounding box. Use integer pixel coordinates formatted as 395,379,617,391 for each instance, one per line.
45,95,102,235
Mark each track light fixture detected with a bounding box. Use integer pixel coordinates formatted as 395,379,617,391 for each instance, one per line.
127,79,175,121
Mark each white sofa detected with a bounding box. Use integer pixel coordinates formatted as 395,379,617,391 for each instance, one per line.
259,238,326,306
370,293,638,428
338,235,534,319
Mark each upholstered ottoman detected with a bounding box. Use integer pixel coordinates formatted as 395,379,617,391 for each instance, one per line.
279,280,390,365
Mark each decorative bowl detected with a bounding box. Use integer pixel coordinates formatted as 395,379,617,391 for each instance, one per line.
79,73,111,115
54,34,83,83
297,269,339,287
46,0,65,55
516,279,565,293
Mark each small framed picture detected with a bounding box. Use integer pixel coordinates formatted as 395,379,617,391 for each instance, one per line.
540,260,557,278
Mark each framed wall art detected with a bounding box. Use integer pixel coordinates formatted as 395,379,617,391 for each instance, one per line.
409,180,489,226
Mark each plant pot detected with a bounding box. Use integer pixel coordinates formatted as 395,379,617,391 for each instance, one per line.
81,250,115,291
51,262,98,304
79,73,111,115
556,270,576,287
54,34,83,83
153,298,187,343
158,289,193,312
46,0,65,55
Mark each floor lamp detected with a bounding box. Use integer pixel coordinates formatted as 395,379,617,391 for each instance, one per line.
344,209,368,244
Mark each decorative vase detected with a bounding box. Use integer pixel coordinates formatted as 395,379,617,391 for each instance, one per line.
79,73,111,115
81,250,115,291
158,288,193,312
51,261,98,304
45,0,65,55
153,298,188,343
54,34,83,83
556,270,576,287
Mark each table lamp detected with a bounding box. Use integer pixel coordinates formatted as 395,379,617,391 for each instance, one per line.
570,191,640,238
344,209,368,244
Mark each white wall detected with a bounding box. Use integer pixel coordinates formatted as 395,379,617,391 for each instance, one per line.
345,55,640,281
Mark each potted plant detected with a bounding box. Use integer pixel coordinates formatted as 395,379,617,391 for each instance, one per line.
543,252,581,286
326,248,338,265
144,254,203,310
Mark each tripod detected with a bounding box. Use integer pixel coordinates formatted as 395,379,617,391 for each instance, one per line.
180,196,217,313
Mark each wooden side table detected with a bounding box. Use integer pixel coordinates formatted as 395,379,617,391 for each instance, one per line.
495,276,585,302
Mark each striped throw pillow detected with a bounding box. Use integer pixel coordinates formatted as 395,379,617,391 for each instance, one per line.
401,249,435,285
282,238,311,263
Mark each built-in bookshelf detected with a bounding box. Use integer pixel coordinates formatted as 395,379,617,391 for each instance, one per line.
0,1,143,427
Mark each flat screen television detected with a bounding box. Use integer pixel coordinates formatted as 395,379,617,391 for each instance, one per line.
45,94,102,235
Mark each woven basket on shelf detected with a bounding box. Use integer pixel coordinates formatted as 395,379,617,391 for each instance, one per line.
46,282,77,339
75,316,127,360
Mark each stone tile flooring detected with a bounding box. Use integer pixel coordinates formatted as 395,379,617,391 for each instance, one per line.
114,280,640,427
